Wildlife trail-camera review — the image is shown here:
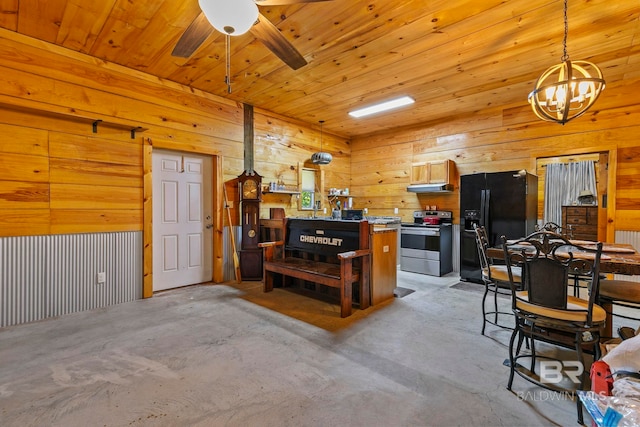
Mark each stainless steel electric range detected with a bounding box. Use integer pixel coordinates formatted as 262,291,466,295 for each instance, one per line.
400,210,453,276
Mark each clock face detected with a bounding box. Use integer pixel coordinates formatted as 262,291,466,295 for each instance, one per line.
242,179,258,199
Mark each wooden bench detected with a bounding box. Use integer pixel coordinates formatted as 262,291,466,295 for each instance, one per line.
259,218,371,317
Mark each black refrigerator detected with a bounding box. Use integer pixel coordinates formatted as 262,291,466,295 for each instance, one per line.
459,171,538,283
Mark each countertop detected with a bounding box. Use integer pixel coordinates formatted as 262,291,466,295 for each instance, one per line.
364,216,402,225
292,216,402,225
371,226,398,233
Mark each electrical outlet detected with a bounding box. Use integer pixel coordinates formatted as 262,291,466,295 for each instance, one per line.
97,272,106,284
394,207,399,214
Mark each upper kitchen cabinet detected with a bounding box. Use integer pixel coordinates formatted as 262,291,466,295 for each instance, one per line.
410,160,455,185
407,160,456,193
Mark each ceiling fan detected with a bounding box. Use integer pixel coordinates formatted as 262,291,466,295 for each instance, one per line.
172,0,332,70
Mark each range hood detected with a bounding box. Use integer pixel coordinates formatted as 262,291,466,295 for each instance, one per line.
406,183,454,193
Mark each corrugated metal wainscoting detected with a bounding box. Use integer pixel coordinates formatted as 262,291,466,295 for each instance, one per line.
1,231,142,328
614,230,640,283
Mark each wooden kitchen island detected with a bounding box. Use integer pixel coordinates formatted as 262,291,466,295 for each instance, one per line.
259,217,398,310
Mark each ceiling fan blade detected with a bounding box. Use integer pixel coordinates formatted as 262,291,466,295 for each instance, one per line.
255,0,332,5
172,12,213,58
250,12,307,70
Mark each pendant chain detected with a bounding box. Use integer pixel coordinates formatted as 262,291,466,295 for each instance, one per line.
561,0,569,62
225,34,232,94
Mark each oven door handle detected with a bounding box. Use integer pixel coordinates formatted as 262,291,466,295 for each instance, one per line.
401,228,440,236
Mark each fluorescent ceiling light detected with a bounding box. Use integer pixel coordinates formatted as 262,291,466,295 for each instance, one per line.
348,96,415,118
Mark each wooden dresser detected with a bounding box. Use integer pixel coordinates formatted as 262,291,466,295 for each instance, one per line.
562,205,598,241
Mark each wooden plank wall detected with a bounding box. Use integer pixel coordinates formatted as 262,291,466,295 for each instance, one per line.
253,111,352,218
351,76,640,236
0,113,143,236
0,31,351,237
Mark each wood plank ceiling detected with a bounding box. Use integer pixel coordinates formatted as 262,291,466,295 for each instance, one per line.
0,0,638,137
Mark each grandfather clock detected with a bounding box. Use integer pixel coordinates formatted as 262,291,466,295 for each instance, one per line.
238,170,263,280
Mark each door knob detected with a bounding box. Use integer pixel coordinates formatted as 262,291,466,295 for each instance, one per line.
206,224,213,229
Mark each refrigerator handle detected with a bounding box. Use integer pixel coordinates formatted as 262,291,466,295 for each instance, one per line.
485,189,490,218
480,190,489,226
483,189,491,232
480,189,486,227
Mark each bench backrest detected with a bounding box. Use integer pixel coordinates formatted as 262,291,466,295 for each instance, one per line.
284,219,369,257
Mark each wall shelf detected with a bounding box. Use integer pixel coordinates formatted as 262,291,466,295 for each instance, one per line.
92,120,147,139
264,189,300,195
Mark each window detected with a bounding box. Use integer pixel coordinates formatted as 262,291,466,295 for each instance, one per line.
298,163,324,212
300,168,316,210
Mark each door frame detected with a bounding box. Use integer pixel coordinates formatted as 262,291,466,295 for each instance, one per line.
142,137,224,298
530,143,617,243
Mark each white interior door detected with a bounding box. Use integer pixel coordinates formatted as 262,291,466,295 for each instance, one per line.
152,149,212,291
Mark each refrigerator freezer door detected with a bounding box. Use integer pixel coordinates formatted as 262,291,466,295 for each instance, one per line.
460,173,486,216
459,173,487,283
460,229,482,282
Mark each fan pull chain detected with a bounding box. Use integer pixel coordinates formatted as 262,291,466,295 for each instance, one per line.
225,34,232,94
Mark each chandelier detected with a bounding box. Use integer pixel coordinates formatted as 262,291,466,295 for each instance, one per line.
198,0,258,36
311,120,332,165
528,0,605,125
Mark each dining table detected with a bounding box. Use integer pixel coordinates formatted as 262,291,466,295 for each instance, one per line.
487,239,640,339
487,241,640,275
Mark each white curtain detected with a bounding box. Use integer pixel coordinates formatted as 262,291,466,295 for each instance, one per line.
544,161,597,226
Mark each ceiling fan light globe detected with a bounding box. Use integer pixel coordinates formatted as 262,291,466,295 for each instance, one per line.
199,0,259,36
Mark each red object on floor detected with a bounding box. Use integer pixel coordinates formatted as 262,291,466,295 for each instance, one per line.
590,360,613,396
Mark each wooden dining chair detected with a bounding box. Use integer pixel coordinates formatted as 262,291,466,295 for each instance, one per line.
501,231,606,425
473,224,522,335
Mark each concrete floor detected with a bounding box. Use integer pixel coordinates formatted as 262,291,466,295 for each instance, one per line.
1,271,621,426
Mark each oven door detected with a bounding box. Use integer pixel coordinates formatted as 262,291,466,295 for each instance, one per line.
400,227,441,275
400,227,440,251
